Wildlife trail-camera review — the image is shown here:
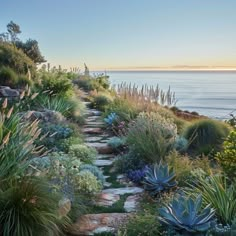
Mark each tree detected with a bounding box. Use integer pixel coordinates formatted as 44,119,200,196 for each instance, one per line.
16,39,46,64
7,21,21,43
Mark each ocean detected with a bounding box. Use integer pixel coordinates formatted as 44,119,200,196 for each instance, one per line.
106,70,236,120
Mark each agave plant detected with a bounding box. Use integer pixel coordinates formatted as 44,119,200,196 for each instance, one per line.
158,194,215,234
143,162,177,195
104,112,117,126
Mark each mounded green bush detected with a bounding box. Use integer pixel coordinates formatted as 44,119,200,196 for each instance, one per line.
126,112,177,163
17,74,32,88
0,42,36,75
216,130,236,180
69,144,97,164
91,95,112,111
184,119,231,154
0,66,18,87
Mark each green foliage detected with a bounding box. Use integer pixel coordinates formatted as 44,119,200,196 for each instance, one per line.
144,163,177,195
16,39,45,64
69,144,97,164
17,74,32,87
91,94,112,111
0,101,46,180
216,131,236,180
114,149,146,173
6,21,21,43
126,112,177,163
119,211,161,236
0,66,18,87
80,164,105,185
107,136,126,149
105,97,139,122
187,175,236,224
35,94,77,117
74,170,102,194
37,72,73,98
159,194,215,234
0,177,68,236
0,42,36,75
184,119,230,155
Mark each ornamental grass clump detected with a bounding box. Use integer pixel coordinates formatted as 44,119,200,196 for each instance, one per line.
187,175,236,225
126,112,177,163
184,119,230,155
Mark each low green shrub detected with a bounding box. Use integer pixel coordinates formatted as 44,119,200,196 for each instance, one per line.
80,164,105,185
74,170,102,194
0,66,18,87
126,112,177,163
91,95,112,111
17,74,32,88
216,130,236,180
184,119,230,155
37,72,73,98
69,144,97,164
114,149,145,173
107,137,126,149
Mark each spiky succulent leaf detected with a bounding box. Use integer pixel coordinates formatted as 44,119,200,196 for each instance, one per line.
158,194,215,233
143,162,177,195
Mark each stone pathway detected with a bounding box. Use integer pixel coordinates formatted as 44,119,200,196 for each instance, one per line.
69,101,143,235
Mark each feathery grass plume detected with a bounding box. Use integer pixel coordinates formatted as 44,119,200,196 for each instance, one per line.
2,98,7,109
6,106,13,118
19,90,25,99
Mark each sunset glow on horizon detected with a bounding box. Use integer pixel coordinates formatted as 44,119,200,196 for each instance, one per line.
1,0,236,71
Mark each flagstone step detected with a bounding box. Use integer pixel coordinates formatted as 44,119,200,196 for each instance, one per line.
94,159,113,167
102,187,144,195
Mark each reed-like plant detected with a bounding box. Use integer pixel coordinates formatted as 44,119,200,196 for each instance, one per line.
0,177,69,236
114,82,176,107
126,112,177,163
0,98,46,180
187,175,236,225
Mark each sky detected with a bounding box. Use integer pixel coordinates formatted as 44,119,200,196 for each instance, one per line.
1,0,236,71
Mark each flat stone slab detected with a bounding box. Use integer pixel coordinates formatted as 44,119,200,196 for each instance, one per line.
96,193,120,207
88,109,102,116
102,187,144,195
86,142,113,154
86,116,102,121
85,121,104,125
94,159,113,167
82,128,103,135
124,194,142,212
69,213,130,235
97,154,115,159
85,136,103,142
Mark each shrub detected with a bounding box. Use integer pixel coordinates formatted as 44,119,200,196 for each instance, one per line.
105,97,139,122
79,164,105,185
17,74,32,88
174,136,188,152
114,149,146,173
91,95,111,111
166,151,193,187
37,72,73,98
184,119,230,155
216,131,236,180
187,175,236,224
126,112,177,163
0,42,36,75
74,170,102,194
69,144,97,164
0,66,18,87
0,178,67,236
127,166,149,184
119,212,161,236
107,137,126,149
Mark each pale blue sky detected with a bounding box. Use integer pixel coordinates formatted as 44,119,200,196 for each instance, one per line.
1,0,236,70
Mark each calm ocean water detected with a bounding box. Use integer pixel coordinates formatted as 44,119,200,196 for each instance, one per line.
106,71,236,119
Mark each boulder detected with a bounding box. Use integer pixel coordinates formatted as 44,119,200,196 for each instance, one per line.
0,87,19,97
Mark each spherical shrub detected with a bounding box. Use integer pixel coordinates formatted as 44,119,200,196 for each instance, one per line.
69,144,97,164
79,164,105,185
74,170,102,193
184,119,230,155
